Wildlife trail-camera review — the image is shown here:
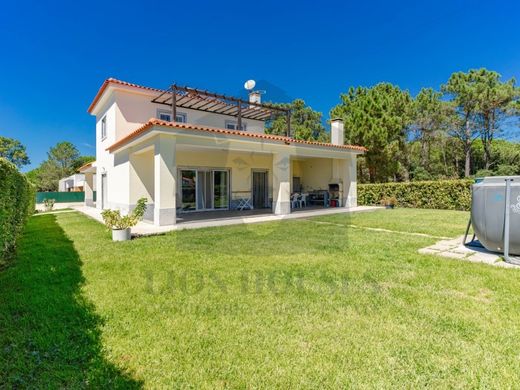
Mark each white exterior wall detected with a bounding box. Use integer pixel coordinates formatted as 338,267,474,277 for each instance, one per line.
95,95,118,210
113,89,265,140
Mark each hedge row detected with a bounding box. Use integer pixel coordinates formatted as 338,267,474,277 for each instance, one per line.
0,158,35,267
358,179,472,211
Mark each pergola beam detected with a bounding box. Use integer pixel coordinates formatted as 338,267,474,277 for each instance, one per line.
151,83,291,126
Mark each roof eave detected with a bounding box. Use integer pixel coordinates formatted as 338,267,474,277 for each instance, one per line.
106,119,367,154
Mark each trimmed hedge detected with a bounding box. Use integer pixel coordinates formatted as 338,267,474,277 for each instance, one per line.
358,179,472,211
0,158,35,267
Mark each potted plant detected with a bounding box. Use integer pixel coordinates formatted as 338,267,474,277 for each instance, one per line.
380,196,397,209
101,197,148,241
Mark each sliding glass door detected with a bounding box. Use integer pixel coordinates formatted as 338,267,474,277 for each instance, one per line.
179,168,229,212
180,170,197,211
213,170,228,209
197,171,212,210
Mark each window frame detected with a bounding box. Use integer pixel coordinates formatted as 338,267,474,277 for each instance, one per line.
224,120,247,131
101,116,107,140
157,109,187,123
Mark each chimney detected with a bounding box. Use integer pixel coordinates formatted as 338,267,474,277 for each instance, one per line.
249,91,261,107
330,118,344,145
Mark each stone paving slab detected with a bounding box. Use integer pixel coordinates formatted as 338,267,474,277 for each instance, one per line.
419,236,520,269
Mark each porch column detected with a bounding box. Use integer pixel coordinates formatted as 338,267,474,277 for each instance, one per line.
84,172,95,207
342,154,357,208
272,152,291,215
154,135,177,225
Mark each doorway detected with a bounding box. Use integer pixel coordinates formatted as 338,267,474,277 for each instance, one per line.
252,170,268,209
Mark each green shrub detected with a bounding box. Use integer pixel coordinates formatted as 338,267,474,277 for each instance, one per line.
495,164,519,176
358,179,472,211
101,197,148,230
0,158,35,267
475,169,494,178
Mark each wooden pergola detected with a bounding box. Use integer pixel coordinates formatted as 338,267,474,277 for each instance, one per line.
151,84,292,136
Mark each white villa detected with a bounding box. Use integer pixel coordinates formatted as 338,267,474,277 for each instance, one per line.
80,78,365,226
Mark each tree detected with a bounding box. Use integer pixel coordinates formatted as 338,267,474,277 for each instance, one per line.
472,69,519,169
30,142,83,191
265,99,328,142
330,83,413,182
0,136,30,168
72,155,96,171
442,70,488,177
410,88,454,171
47,141,80,179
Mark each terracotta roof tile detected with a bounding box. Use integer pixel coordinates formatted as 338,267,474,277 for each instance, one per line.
87,78,165,114
106,118,367,153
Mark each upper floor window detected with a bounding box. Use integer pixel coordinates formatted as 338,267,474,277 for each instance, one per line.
101,116,107,140
157,109,187,123
225,120,247,131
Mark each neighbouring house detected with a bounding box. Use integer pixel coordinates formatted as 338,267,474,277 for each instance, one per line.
80,78,366,226
58,173,92,192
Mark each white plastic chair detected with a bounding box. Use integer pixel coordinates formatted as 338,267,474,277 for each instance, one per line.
291,193,300,208
299,193,308,208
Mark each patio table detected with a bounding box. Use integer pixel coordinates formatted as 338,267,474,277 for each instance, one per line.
233,191,253,211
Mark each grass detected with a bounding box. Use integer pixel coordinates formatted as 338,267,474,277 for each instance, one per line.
1,208,520,388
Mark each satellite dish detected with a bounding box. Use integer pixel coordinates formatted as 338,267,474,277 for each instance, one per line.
244,79,256,91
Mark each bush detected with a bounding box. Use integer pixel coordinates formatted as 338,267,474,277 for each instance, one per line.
101,197,148,230
0,158,35,266
475,169,494,178
358,179,472,211
495,164,519,176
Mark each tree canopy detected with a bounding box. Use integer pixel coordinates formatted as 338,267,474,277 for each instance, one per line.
0,136,30,168
26,142,92,191
330,83,413,182
265,99,328,142
330,68,520,183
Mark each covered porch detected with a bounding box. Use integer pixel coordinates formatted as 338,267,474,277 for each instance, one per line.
117,133,359,226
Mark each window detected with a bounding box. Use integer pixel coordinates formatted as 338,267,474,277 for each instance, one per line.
101,116,107,140
225,120,246,131
157,109,187,123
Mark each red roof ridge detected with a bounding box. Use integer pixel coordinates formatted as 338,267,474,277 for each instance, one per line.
106,118,367,153
88,78,166,114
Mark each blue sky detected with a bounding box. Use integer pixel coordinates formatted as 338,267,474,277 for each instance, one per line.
1,0,520,171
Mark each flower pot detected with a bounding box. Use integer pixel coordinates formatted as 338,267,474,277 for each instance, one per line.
112,228,131,241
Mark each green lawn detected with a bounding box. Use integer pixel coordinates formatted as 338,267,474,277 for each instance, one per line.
1,209,520,388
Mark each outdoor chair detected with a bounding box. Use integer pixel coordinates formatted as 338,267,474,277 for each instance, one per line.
299,193,308,208
291,193,301,209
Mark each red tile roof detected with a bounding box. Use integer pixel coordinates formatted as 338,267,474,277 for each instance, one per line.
106,118,367,153
87,78,165,114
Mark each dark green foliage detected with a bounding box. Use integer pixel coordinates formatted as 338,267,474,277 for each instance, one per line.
0,158,35,266
265,99,328,141
0,136,30,168
358,179,472,210
331,83,413,182
26,142,92,192
72,155,96,171
334,68,519,183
